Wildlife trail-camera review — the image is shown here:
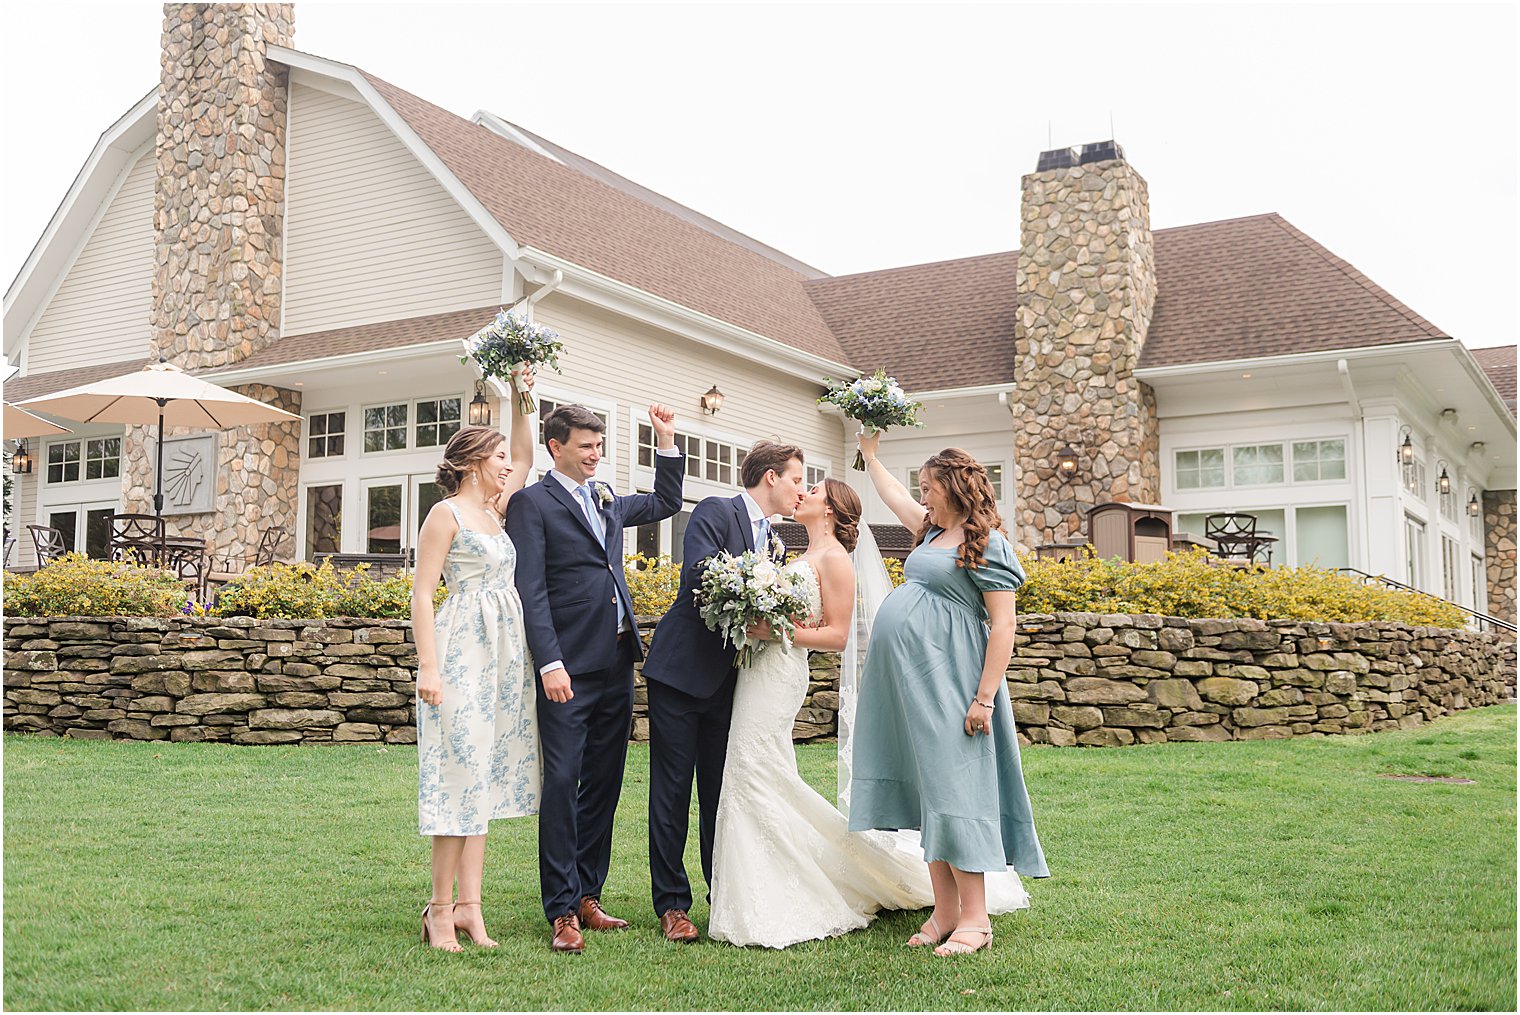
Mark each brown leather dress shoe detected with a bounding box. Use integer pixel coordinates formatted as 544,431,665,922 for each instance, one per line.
659,908,699,943
578,896,629,931
551,913,585,953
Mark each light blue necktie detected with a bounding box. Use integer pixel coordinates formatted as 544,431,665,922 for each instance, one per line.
575,484,605,546
757,517,773,558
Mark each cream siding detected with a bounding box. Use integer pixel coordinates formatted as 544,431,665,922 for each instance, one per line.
532,294,846,492
25,151,155,373
282,83,503,336
14,472,38,568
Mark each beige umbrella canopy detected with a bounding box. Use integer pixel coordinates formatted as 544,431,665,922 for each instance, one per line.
3,401,73,438
19,360,301,518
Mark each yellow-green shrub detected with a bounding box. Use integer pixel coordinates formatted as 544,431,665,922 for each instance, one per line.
3,553,190,617
624,553,680,616
212,560,446,620
1014,547,1468,628
883,557,906,588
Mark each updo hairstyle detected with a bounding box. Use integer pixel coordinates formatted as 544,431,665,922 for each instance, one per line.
435,426,507,497
822,478,862,553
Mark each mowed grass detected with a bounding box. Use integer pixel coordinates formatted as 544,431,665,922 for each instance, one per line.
4,706,1515,1011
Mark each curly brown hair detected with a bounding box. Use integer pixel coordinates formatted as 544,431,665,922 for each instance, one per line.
435,426,507,497
821,478,861,553
913,448,1006,570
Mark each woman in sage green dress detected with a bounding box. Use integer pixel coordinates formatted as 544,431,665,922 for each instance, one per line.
849,436,1048,957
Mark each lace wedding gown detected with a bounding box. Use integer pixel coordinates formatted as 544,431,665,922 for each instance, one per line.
707,559,1028,949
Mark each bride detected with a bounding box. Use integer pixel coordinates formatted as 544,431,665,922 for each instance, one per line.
706,479,1027,949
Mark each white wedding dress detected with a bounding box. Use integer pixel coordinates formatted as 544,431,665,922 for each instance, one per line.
707,559,1029,949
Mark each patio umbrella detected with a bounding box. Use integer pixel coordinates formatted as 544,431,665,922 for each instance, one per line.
3,401,73,438
18,360,301,519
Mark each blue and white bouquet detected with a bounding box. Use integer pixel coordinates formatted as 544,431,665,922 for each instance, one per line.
460,308,566,415
817,368,924,470
695,550,812,668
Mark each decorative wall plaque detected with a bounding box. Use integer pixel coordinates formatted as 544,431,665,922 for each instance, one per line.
154,434,218,516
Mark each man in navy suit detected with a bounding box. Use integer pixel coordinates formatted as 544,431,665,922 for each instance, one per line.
507,403,683,954
641,438,806,942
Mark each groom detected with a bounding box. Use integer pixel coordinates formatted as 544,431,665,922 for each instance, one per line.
641,438,806,942
507,403,684,954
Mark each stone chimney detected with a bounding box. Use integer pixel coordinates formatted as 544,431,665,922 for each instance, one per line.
127,4,301,564
1012,141,1161,550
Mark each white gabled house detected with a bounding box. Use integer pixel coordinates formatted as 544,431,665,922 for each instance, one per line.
3,4,1515,627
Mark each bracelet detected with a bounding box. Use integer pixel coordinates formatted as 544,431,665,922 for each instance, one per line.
970,699,994,710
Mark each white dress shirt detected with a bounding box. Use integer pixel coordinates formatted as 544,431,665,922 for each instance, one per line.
538,447,679,677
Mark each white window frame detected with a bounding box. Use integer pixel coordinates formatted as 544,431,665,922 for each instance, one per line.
303,408,349,461
359,399,413,457
1289,438,1349,485
37,499,119,559
298,479,345,561
1173,445,1228,490
1230,442,1287,488
413,395,465,452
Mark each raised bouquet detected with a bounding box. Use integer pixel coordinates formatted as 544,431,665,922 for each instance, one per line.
460,308,566,414
695,550,812,668
817,368,924,470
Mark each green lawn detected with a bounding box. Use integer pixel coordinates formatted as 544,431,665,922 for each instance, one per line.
4,706,1515,1012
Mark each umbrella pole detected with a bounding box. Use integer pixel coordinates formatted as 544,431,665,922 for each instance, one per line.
154,399,167,565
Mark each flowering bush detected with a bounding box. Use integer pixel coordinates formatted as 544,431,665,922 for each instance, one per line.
695,550,812,666
1014,548,1469,628
3,553,190,617
818,368,924,469
624,553,680,616
211,560,447,620
883,556,906,588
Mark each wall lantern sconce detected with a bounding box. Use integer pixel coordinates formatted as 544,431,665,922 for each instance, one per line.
1396,425,1414,467
1054,443,1080,481
1435,461,1452,497
1468,492,1481,517
700,385,724,415
468,382,492,427
11,440,32,475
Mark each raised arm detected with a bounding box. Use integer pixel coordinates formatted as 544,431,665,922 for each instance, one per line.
618,404,685,527
410,501,458,707
501,366,537,501
858,430,928,531
790,548,856,653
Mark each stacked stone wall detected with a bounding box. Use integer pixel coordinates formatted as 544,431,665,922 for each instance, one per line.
1483,490,1517,626
1014,157,1161,551
5,615,1511,747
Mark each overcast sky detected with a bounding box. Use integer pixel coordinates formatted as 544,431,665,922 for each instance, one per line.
2,2,1515,353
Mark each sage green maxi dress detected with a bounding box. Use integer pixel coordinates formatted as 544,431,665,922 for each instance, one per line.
847,528,1049,877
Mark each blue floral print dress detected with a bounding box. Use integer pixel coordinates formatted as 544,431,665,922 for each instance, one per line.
417,499,541,836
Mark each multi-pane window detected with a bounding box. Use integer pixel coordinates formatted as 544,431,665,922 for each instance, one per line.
1175,448,1226,489
84,438,120,480
363,404,409,452
983,463,1004,499
806,464,828,487
1232,444,1284,486
1292,439,1346,482
1404,458,1427,500
906,469,922,502
415,397,461,448
639,424,748,488
46,441,80,483
307,411,346,459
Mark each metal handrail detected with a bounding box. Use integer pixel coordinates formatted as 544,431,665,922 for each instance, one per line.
1337,567,1517,634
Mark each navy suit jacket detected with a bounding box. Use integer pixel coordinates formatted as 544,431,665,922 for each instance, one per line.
641,494,761,699
506,452,683,677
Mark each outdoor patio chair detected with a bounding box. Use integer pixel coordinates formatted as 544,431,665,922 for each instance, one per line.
162,536,209,603
207,525,289,593
1203,513,1275,565
3,535,15,567
27,524,68,565
109,513,167,566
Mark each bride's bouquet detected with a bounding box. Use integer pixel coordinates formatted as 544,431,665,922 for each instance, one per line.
460,308,566,414
695,550,812,668
817,368,924,470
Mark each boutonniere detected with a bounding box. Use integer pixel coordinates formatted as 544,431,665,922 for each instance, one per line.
594,482,615,509
769,530,785,560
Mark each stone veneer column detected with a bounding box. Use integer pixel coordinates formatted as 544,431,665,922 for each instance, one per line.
124,4,301,564
1013,152,1161,551
1483,490,1516,625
